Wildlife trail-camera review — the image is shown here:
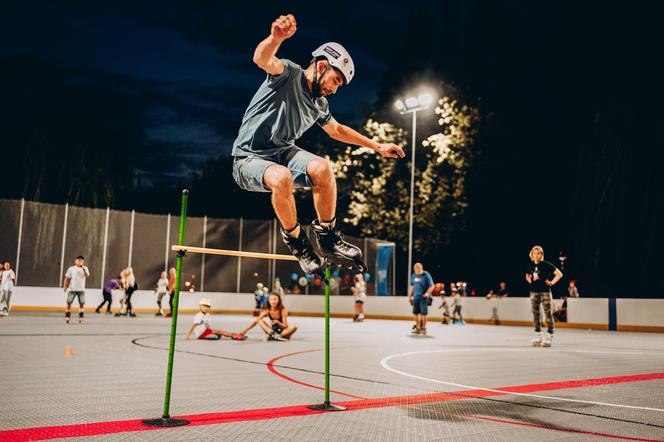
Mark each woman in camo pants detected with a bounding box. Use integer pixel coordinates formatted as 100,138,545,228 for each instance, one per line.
525,245,563,347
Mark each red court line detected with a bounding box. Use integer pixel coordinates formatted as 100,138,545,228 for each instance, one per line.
266,349,366,400
1,371,663,441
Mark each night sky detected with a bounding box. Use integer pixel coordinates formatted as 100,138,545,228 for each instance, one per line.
4,1,410,185
3,1,663,296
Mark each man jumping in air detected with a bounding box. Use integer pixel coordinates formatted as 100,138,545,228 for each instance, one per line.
232,14,404,275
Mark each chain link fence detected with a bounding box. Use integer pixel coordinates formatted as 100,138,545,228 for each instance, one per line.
0,199,395,296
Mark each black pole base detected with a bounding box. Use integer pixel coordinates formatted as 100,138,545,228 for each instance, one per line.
142,417,190,427
308,401,347,412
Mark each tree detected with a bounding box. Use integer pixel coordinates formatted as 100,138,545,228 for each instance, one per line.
328,95,479,256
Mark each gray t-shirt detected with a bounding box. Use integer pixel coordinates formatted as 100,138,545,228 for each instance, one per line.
232,59,333,157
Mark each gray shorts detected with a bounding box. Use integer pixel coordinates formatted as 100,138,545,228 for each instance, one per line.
232,146,321,192
67,290,85,305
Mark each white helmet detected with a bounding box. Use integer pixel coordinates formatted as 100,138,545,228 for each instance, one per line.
312,42,354,84
199,298,212,307
256,283,264,289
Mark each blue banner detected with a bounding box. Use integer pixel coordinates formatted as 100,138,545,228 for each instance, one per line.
376,244,393,296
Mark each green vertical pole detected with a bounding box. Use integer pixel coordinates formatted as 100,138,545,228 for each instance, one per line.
324,264,330,404
308,263,346,411
143,189,190,427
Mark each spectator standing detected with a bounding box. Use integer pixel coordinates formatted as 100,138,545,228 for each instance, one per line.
351,273,367,322
0,262,16,316
164,267,176,318
273,278,285,297
408,262,434,335
525,245,563,347
155,271,169,316
451,290,464,324
438,284,451,325
253,283,265,316
64,256,90,324
124,267,138,317
96,275,120,314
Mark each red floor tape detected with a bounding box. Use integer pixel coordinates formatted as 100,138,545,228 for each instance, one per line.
2,371,663,441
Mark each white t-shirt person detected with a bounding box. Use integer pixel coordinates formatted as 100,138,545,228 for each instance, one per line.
156,277,169,294
65,265,90,291
353,279,367,302
1,269,16,291
192,312,212,338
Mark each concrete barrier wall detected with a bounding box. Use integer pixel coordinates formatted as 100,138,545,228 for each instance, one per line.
617,299,664,331
7,287,663,332
566,298,609,325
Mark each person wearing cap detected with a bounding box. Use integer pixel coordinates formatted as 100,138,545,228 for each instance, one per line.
253,282,265,316
185,298,245,341
232,14,405,276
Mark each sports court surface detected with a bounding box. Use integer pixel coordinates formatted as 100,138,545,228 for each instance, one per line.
1,312,663,441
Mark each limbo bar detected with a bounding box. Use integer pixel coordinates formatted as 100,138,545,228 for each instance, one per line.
171,245,298,261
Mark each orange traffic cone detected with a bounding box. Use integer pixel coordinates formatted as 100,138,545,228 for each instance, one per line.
65,345,73,357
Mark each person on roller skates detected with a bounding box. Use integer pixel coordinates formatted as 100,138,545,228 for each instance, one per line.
231,14,404,275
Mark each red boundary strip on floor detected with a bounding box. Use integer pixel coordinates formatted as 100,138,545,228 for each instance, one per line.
2,371,663,441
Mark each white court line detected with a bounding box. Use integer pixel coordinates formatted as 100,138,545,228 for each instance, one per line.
380,349,664,412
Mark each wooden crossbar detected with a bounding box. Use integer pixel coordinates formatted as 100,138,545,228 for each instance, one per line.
171,245,298,261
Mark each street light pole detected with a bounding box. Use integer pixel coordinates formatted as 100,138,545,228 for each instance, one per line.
407,110,417,296
395,92,433,295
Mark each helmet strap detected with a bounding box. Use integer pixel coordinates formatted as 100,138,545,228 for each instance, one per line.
311,59,330,98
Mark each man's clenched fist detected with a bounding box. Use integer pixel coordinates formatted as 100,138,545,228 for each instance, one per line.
271,14,297,42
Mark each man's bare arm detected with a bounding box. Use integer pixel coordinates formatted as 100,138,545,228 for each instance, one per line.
323,119,405,158
253,14,296,76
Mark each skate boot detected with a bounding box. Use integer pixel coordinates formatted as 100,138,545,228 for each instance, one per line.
311,219,365,272
542,332,553,347
280,225,323,276
531,331,542,347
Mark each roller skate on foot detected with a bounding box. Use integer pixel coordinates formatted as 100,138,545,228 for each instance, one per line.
311,219,365,272
280,225,323,276
531,331,542,347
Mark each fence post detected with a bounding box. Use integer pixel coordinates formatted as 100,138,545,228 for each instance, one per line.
14,199,25,285
58,203,69,286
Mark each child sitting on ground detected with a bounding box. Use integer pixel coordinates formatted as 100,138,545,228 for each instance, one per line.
186,298,245,341
239,293,298,341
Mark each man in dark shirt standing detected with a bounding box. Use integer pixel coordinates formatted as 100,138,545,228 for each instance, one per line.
525,245,563,347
